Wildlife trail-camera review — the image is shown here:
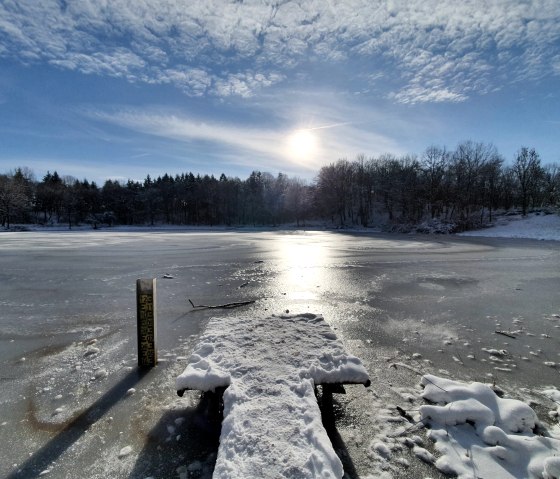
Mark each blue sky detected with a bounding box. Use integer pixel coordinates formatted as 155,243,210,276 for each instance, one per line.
1,0,559,184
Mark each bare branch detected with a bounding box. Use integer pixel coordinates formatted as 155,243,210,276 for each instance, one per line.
188,298,255,310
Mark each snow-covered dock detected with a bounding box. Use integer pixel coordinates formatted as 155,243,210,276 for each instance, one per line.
176,313,370,478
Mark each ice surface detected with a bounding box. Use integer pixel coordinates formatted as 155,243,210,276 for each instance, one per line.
176,313,370,478
420,374,560,479
2,229,558,477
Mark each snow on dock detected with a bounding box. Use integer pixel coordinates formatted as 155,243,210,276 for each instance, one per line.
176,313,370,478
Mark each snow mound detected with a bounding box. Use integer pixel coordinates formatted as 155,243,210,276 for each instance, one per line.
459,213,560,241
420,374,560,479
176,313,370,479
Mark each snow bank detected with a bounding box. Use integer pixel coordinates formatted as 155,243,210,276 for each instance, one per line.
176,313,370,479
459,213,560,241
420,374,560,479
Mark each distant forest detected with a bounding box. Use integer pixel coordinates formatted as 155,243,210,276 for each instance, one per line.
1,141,558,232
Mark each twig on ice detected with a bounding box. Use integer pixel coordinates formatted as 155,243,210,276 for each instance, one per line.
421,375,450,393
495,330,516,339
396,405,415,423
389,417,429,438
188,298,255,310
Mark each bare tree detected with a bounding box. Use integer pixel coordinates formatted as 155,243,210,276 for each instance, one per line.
513,147,542,215
374,154,399,221
352,155,376,227
285,177,309,226
421,146,449,218
479,155,503,222
542,163,559,208
316,160,354,225
450,141,500,225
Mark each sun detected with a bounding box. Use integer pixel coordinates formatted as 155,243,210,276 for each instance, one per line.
287,129,318,162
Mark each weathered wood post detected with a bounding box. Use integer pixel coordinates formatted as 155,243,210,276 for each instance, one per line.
136,278,157,368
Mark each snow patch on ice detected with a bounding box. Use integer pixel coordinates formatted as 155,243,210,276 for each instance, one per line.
372,441,392,460
459,213,560,241
420,374,560,479
413,445,435,464
118,446,132,458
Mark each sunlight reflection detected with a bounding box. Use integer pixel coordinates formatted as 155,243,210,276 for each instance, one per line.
276,235,328,300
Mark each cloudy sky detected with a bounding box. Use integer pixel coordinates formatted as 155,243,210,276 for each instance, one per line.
1,0,559,183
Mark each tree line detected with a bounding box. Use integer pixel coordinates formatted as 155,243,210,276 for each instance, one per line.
1,141,558,231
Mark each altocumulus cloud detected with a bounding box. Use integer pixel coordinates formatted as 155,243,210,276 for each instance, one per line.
1,0,559,103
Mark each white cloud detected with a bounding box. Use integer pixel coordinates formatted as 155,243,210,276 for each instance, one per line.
552,55,560,75
90,108,289,167
254,89,410,163
153,67,212,96
1,0,559,102
212,72,285,98
49,49,146,78
389,86,467,104
85,88,410,175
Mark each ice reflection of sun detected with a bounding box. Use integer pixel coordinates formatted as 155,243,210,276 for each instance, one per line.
277,235,326,300
287,129,318,162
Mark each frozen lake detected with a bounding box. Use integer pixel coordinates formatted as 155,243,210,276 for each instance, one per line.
1,229,559,478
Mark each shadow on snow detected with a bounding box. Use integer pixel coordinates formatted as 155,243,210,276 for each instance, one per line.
128,386,361,479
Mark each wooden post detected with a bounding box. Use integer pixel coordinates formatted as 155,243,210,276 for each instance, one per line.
136,279,157,368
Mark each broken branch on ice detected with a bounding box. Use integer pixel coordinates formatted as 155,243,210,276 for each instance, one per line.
495,330,517,339
188,298,255,310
